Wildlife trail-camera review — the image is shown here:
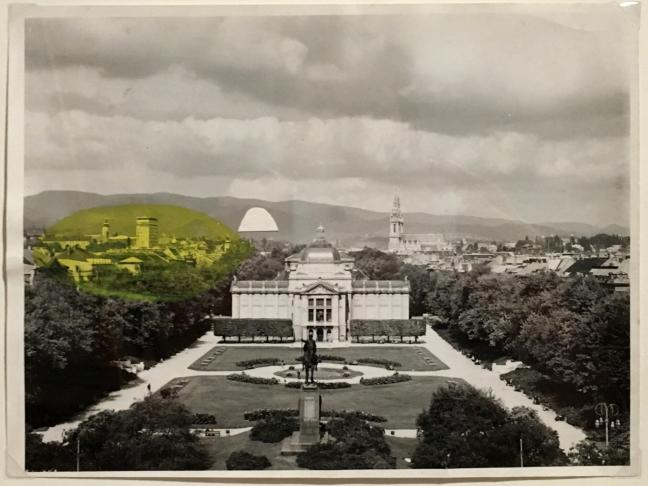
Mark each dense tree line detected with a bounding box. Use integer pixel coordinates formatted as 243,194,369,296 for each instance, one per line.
425,271,630,410
25,243,253,429
413,384,566,468
26,396,211,471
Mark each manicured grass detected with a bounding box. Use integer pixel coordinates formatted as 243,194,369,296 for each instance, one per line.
189,345,448,372
172,375,464,429
200,432,419,470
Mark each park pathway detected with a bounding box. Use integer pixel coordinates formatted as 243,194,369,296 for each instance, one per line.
40,331,222,442
41,326,586,451
416,325,587,451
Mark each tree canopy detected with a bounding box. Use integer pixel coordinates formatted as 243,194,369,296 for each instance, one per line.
412,384,566,468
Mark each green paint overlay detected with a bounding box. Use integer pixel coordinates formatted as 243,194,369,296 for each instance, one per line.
35,204,252,302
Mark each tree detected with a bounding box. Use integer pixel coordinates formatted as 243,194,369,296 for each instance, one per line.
569,431,630,466
351,248,401,280
297,416,395,469
250,415,298,443
226,451,271,470
60,396,211,471
235,253,284,280
412,384,565,468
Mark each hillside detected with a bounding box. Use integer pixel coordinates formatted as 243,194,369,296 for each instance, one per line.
26,191,629,246
45,204,238,241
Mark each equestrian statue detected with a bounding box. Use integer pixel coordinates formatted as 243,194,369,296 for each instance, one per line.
302,330,319,385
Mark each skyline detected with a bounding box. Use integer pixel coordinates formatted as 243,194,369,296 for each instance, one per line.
24,5,634,226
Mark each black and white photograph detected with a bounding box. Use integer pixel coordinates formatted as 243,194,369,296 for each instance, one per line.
3,1,641,479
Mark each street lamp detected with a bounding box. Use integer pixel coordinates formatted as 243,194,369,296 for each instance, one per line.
594,402,619,447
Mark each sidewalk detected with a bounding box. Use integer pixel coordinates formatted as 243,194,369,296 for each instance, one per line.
40,331,222,442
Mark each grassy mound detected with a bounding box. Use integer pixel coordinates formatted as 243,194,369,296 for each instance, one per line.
45,204,237,241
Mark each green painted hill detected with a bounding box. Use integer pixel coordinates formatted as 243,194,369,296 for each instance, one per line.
46,204,238,241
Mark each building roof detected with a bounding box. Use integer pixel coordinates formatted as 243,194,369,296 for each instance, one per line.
564,257,609,275
232,280,290,291
286,225,353,264
56,247,96,262
351,280,410,291
119,257,144,264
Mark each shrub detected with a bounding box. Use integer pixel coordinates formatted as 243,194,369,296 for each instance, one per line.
349,319,426,338
192,413,217,425
226,374,278,385
285,381,351,390
296,416,395,469
359,374,412,386
243,408,387,423
357,358,401,367
295,354,345,363
226,451,271,470
250,415,299,443
159,387,179,399
213,318,293,339
235,358,281,368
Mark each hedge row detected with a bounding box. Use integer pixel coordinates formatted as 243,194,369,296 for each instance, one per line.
349,319,426,337
295,354,346,363
359,374,412,386
294,356,401,367
212,318,293,338
284,381,352,390
226,373,279,385
192,413,217,425
243,408,387,423
235,358,282,368
356,358,401,368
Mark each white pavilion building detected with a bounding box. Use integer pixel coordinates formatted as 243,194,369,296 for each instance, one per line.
227,226,410,342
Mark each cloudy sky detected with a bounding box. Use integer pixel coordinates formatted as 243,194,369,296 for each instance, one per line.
24,5,634,226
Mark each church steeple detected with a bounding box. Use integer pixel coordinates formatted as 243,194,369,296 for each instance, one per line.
388,195,404,253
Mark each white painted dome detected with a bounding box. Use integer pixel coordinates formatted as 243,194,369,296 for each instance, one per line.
238,207,279,232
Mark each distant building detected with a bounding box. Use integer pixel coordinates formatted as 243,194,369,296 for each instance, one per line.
135,217,159,249
387,196,451,259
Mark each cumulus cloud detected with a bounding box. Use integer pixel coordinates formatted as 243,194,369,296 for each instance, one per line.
23,7,634,226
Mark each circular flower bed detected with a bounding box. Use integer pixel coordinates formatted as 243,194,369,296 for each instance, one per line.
274,366,363,381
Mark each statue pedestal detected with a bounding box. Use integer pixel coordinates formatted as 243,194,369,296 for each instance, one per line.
280,385,323,455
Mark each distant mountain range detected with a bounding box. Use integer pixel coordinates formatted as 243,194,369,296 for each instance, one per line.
24,191,629,248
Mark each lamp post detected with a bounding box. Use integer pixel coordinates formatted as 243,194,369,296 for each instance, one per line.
594,402,619,447
76,434,81,472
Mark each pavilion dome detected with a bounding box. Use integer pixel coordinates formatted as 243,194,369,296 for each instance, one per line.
299,224,341,263
238,207,279,232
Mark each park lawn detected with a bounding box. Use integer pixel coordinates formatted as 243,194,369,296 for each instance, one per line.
172,375,464,429
189,345,448,372
201,432,418,470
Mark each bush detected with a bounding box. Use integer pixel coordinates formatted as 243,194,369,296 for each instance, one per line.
296,416,395,469
213,318,293,339
243,408,387,423
235,358,281,368
250,415,299,443
226,451,271,470
360,374,412,386
285,381,351,389
357,358,401,367
349,319,426,338
226,374,278,385
159,387,178,399
192,413,217,425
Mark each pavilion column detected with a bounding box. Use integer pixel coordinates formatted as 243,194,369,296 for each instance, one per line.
232,293,240,318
